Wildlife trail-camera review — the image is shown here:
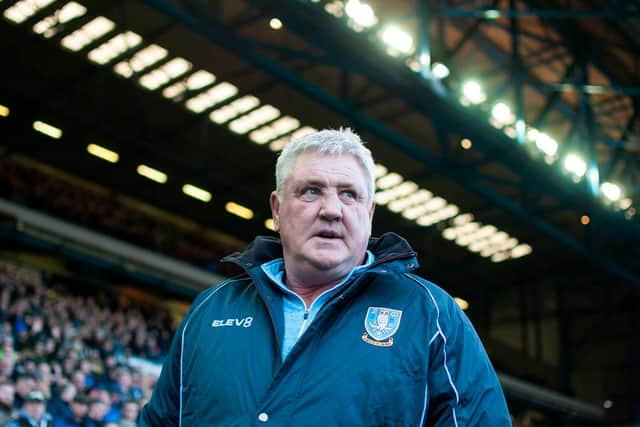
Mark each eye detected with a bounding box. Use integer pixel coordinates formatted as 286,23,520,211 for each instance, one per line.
340,190,357,201
299,187,320,200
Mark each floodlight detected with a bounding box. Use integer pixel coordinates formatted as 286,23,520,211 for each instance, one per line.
564,153,587,177
381,25,413,54
535,132,558,156
376,172,403,190
0,104,9,117
182,184,211,202
264,218,276,231
600,182,622,201
87,144,119,163
269,18,282,30
225,202,254,220
345,0,377,28
33,120,62,139
432,62,450,79
491,102,514,125
454,297,469,310
137,165,167,184
462,81,486,104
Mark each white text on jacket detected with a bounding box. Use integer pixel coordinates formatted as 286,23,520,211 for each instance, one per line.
211,317,253,328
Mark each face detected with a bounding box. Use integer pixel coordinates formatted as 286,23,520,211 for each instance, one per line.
0,384,14,406
270,152,375,286
24,401,46,421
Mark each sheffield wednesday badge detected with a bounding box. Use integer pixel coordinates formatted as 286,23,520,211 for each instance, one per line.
362,306,403,347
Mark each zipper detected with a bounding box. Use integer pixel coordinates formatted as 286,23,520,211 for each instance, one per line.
297,308,310,338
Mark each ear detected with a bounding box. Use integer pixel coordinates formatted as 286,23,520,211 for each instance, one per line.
269,191,281,231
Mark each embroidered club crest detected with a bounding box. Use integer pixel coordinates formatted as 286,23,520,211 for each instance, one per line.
362,306,402,347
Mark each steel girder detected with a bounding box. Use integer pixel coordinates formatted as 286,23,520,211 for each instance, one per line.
138,0,640,287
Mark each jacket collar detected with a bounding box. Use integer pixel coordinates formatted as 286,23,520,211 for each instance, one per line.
222,232,418,272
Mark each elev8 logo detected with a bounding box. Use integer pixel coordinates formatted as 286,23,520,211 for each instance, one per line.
211,317,253,328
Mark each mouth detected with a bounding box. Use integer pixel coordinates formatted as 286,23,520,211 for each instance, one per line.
314,230,342,239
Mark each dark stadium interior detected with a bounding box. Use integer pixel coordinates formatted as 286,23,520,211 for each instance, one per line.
0,0,639,425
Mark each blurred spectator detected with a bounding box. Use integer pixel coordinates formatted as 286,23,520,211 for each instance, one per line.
53,394,89,427
119,400,139,427
0,380,15,424
5,389,53,427
13,373,37,409
86,399,108,427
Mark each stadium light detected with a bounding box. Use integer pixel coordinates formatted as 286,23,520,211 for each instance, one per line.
264,218,276,231
432,62,450,79
137,165,167,184
564,153,587,177
600,182,622,202
381,25,413,54
183,184,211,202
269,18,282,30
88,32,143,65
0,104,9,117
33,120,62,139
33,2,87,38
61,16,115,52
4,0,55,24
87,144,119,163
461,81,486,104
534,132,558,156
345,0,377,28
225,202,254,220
491,102,514,125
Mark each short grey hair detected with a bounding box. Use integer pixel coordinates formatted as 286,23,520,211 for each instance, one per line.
275,128,376,203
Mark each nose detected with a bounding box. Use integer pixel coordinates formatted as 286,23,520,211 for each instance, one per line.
319,192,342,221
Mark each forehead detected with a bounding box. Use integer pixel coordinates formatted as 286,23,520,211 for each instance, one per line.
289,152,368,183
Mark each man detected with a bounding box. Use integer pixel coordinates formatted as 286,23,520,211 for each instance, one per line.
0,380,15,425
6,389,53,427
53,394,89,427
141,128,511,425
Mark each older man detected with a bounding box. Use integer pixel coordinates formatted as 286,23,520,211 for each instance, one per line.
141,128,511,426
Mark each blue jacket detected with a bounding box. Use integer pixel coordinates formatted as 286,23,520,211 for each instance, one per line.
141,233,511,426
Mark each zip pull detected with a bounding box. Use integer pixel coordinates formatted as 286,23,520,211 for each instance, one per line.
303,309,309,320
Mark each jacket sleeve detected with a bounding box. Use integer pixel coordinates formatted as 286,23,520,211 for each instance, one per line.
140,288,214,427
424,294,512,426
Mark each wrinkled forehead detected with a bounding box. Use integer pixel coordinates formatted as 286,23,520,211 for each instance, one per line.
290,151,369,182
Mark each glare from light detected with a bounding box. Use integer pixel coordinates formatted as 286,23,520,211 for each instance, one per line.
491,102,514,125
113,44,169,78
601,182,622,201
374,164,388,178
484,9,501,19
345,0,377,27
618,197,632,210
32,2,87,38
228,104,280,134
269,126,317,152
460,138,472,149
182,184,211,202
162,82,187,100
139,57,192,90
264,218,276,231
454,297,469,310
603,400,613,409
4,0,55,24
209,95,260,124
137,165,167,184
376,172,403,190
185,82,239,113
33,120,62,139
462,80,486,104
269,18,282,30
88,32,143,65
432,62,450,79
0,104,9,117
626,208,636,219
381,25,413,54
225,202,254,220
186,70,216,90
491,252,510,263
564,153,587,177
511,244,532,259
580,215,590,225
535,132,558,156
61,16,116,52
453,213,474,225
249,116,300,145
87,144,119,163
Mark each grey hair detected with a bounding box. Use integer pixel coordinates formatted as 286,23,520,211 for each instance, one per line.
275,128,376,203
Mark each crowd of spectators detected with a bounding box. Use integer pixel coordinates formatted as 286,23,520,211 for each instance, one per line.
0,259,176,426
0,157,243,276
